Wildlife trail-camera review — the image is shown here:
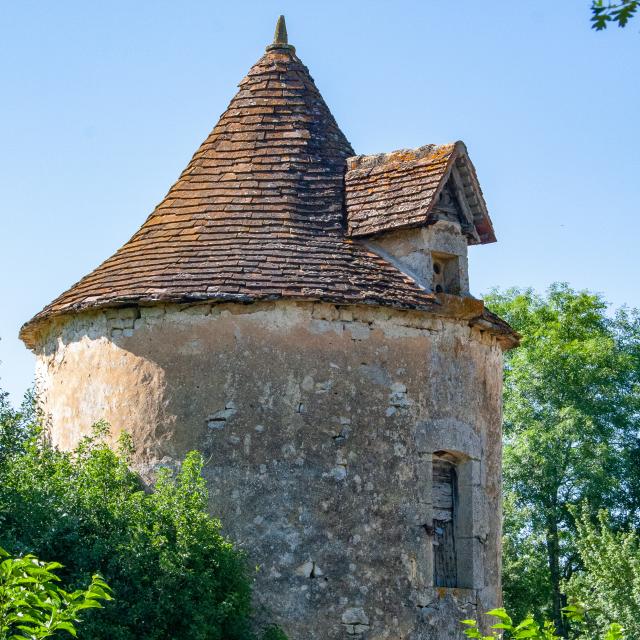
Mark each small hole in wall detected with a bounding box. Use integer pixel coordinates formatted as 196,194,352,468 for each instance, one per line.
433,262,442,275
435,285,443,293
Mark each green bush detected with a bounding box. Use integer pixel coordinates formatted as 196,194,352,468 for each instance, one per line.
0,396,285,640
0,546,111,639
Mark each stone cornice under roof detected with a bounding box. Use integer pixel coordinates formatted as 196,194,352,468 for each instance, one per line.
19,31,517,351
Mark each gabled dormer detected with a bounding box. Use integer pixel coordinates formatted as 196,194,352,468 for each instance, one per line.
345,141,495,296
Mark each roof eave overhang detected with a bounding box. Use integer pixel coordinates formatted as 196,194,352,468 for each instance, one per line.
19,291,519,352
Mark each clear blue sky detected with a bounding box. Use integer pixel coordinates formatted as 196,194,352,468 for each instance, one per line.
1,1,638,403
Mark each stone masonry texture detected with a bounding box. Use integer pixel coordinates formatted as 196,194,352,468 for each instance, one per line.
32,301,508,639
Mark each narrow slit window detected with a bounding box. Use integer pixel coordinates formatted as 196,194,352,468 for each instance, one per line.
433,452,458,588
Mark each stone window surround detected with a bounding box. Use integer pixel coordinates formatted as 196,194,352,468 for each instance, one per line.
415,419,484,591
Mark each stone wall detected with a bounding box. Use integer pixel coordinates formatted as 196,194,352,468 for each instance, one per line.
367,221,470,295
33,301,505,639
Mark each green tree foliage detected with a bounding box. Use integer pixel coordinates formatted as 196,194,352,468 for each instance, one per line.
501,495,551,624
0,547,111,640
591,1,638,30
0,405,284,640
565,509,640,639
461,606,624,640
485,284,640,635
0,389,36,463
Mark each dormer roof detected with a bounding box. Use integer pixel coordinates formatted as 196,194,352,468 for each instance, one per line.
345,142,496,243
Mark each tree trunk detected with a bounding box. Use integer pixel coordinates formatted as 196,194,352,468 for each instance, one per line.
546,513,566,637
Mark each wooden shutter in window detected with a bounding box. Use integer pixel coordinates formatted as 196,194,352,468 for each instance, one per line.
433,454,458,587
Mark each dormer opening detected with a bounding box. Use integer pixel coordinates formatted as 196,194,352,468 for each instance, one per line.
431,251,460,295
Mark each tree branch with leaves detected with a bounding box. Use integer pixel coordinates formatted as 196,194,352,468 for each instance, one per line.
0,547,111,640
591,1,639,29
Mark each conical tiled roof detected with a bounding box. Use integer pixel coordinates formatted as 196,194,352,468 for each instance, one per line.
21,25,438,346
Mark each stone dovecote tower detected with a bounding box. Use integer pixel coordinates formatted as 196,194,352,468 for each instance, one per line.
20,17,517,640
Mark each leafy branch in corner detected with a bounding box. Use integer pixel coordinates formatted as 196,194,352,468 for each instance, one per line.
591,1,638,30
0,546,112,640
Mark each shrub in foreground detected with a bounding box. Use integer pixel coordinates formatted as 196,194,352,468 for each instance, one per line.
0,400,283,640
462,606,624,640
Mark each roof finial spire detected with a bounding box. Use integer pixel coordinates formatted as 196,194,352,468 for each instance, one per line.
274,15,288,45
267,15,295,52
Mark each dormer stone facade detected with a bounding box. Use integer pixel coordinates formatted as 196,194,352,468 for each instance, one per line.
345,142,495,299
365,222,470,295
